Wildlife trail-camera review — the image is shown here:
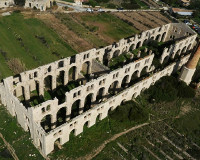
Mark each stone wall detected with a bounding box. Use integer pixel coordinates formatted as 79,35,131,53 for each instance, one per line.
0,0,14,8
0,23,197,156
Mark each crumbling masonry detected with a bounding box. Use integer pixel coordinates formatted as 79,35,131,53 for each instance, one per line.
0,23,197,155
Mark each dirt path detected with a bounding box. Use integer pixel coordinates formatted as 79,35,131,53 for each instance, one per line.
77,122,150,160
0,132,19,160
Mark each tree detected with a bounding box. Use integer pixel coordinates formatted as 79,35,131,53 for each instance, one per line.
88,0,97,7
189,0,200,10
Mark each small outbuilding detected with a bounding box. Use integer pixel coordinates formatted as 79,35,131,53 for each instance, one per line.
170,8,193,16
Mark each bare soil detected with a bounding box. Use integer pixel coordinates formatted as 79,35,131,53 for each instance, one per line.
31,12,92,52
113,11,172,32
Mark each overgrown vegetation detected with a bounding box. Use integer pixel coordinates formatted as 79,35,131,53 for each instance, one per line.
109,101,149,123
14,0,25,6
23,81,80,107
7,58,26,74
108,53,132,70
145,76,196,103
0,13,75,80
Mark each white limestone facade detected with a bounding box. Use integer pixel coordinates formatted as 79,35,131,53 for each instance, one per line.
0,23,197,156
0,0,14,8
25,0,54,11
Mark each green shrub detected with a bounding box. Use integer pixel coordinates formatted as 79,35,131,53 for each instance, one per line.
109,101,148,123
177,81,196,98
121,3,140,9
146,76,196,103
107,3,116,9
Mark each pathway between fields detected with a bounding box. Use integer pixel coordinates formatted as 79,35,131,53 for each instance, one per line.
0,132,19,160
77,122,151,160
78,118,169,160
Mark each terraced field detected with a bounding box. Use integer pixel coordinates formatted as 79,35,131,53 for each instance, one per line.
94,119,200,160
113,11,172,31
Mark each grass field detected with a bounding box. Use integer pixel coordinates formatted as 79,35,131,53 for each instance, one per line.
0,13,76,80
55,12,138,49
79,13,139,41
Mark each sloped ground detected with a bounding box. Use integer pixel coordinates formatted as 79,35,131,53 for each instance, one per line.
113,11,172,31
0,12,76,80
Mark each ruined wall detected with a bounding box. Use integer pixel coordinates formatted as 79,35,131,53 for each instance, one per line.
0,0,14,8
0,23,197,156
42,54,190,155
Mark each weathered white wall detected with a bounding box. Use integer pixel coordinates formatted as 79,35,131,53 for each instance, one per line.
0,23,197,156
0,0,14,8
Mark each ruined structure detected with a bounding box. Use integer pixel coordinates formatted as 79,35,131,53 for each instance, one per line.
0,23,197,156
0,0,14,8
25,0,54,11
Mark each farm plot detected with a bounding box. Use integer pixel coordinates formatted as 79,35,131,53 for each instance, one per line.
94,120,200,160
113,11,172,32
142,0,160,8
53,12,138,47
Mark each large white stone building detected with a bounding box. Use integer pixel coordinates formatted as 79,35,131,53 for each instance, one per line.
25,0,54,11
0,0,14,8
0,23,198,156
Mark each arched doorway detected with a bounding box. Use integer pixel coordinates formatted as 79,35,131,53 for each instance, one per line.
54,138,61,151
96,87,106,102
155,34,161,41
103,53,109,66
136,41,141,49
40,114,52,132
161,32,166,42
69,66,77,81
129,44,135,51
82,61,91,75
113,50,120,58
121,75,130,88
83,121,90,131
71,100,80,118
140,66,148,77
108,81,120,95
129,71,139,86
56,107,67,127
57,71,65,86
84,93,94,112
44,75,52,91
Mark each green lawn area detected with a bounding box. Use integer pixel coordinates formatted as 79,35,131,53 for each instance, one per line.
0,105,44,160
0,13,76,80
80,13,139,41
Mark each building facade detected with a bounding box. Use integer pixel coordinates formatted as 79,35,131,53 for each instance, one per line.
24,0,54,11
